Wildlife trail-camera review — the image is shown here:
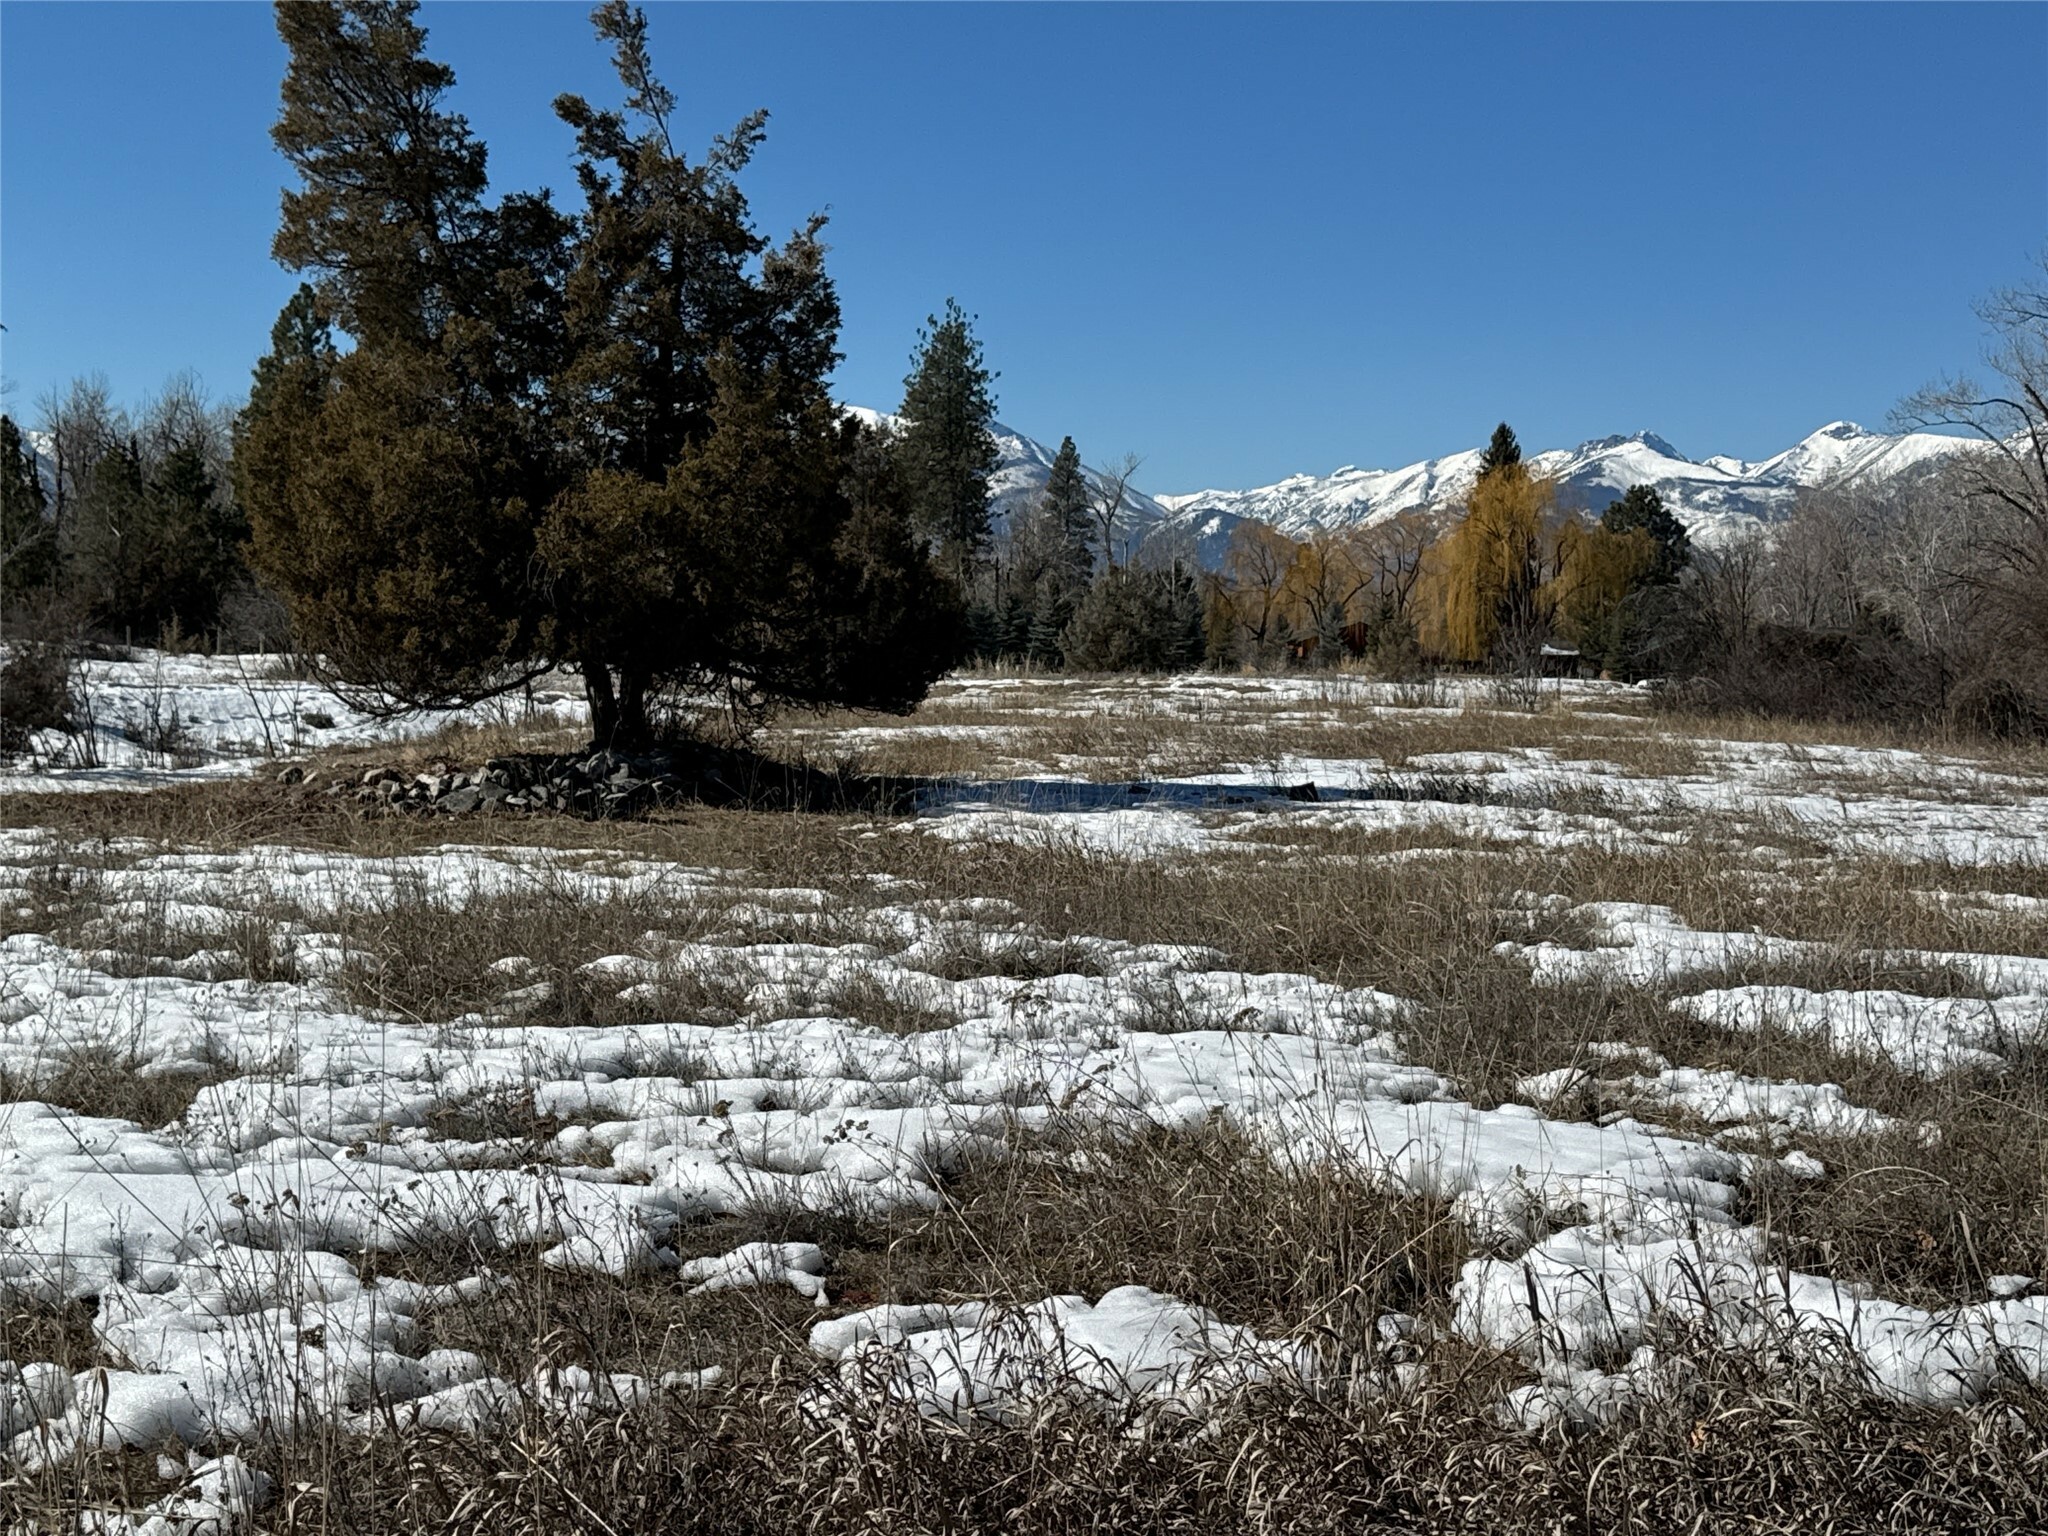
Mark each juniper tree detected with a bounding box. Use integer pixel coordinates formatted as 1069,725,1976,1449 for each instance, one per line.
897,298,999,588
237,0,955,745
237,1,560,705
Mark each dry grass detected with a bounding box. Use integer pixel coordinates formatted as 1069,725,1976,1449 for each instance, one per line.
6,679,2048,1530
11,1123,2045,1533
0,1045,225,1129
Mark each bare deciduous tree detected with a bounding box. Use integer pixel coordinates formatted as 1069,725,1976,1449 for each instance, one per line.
1894,250,2048,665
1089,452,1144,569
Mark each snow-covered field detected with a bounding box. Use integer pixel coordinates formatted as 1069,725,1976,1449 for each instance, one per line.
4,654,2046,1528
0,650,586,797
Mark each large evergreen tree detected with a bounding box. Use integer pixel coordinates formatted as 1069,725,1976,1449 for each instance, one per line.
237,0,559,706
896,298,999,587
1003,434,1093,665
1036,435,1093,585
1600,483,1691,581
236,1,956,745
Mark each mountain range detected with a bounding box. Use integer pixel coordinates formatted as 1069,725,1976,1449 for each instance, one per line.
963,417,1977,567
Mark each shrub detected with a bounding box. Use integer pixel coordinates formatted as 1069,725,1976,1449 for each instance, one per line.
0,640,76,755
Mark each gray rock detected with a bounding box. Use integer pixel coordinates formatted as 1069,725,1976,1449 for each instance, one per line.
440,786,485,814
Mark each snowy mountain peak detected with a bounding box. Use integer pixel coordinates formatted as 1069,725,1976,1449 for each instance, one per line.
1581,431,1683,459
849,405,1978,569
1126,419,1978,563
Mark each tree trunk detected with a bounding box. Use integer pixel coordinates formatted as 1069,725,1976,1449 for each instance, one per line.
616,666,651,749
583,658,619,748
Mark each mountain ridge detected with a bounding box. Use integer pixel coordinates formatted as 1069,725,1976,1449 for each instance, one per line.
852,407,1980,568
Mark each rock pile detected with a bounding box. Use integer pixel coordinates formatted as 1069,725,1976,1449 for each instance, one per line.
282,746,922,819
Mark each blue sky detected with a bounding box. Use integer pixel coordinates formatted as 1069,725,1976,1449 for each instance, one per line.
2,2,2043,491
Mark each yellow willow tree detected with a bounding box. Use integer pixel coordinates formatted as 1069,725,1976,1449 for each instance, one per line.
1437,465,1562,664
1553,518,1658,667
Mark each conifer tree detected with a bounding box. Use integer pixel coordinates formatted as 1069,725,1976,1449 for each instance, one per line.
70,435,247,641
239,0,558,706
1600,483,1691,581
70,441,149,634
1039,435,1094,583
897,298,999,588
1477,421,1522,482
245,285,336,426
1025,581,1075,666
0,416,55,603
1060,564,1204,673
236,1,956,744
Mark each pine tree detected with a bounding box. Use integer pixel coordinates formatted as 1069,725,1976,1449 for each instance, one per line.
1039,435,1093,583
1600,483,1691,581
1026,581,1075,666
1478,421,1522,481
69,441,149,634
146,443,248,638
897,298,999,588
246,285,336,426
0,415,56,603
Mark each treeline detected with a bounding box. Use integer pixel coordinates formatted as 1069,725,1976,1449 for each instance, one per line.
1204,427,1693,680
964,403,2048,742
1,375,279,648
945,420,1695,684
1670,455,2048,737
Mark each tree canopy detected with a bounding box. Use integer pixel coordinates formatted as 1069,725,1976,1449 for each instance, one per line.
235,0,959,745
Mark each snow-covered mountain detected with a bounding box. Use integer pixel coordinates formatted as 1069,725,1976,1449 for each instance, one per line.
845,406,1175,550
852,408,1979,568
1149,421,1978,562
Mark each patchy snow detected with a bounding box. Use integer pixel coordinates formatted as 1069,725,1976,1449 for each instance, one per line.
6,658,2048,1464
807,1285,1318,1425
8,829,2043,1457
0,649,585,796
680,1241,830,1306
1503,901,2048,1001
1669,986,2048,1078
1519,1061,1903,1142
1456,1221,2048,1412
